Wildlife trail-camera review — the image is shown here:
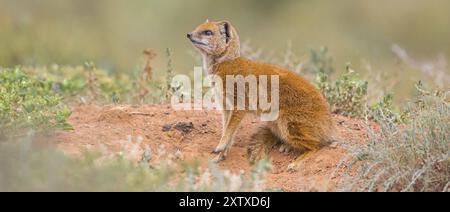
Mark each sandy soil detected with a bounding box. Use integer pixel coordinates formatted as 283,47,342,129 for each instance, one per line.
54,104,372,191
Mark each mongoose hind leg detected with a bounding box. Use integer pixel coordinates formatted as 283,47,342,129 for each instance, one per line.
287,149,318,171
211,110,245,163
279,119,325,170
247,124,279,162
285,136,322,171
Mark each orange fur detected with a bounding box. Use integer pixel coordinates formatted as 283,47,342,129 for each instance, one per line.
188,21,335,169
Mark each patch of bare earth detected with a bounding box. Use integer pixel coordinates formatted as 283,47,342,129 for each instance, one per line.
54,104,372,191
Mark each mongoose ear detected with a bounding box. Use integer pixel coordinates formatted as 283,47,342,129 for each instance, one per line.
219,21,231,43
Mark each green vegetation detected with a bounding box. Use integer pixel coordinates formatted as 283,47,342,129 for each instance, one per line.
0,0,448,192
303,49,448,191
1,1,449,101
1,41,447,191
19,60,171,105
308,48,368,117
340,85,449,191
0,68,72,132
322,65,368,118
0,58,271,192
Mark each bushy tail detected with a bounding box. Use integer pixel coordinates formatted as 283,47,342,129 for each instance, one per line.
247,126,279,162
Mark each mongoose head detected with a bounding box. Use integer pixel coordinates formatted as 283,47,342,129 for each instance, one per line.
187,20,240,59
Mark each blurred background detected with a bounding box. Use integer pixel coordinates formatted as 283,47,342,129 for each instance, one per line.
1,0,449,93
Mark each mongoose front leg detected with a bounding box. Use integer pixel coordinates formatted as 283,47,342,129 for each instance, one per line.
211,110,245,162
221,110,230,134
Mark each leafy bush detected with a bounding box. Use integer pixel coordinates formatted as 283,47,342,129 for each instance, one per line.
0,68,72,132
22,64,135,104
340,85,449,192
367,93,400,124
20,53,174,105
314,62,368,118
0,131,272,192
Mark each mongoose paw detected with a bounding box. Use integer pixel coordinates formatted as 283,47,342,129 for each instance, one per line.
278,144,292,154
213,143,227,154
211,154,225,163
247,145,269,163
287,162,302,171
247,152,259,164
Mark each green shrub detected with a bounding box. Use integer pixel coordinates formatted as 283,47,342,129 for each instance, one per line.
22,64,134,104
315,63,368,117
0,68,72,132
368,93,400,124
293,47,368,117
340,85,449,192
20,59,173,105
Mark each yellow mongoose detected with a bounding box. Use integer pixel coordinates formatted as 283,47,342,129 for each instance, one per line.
187,20,335,169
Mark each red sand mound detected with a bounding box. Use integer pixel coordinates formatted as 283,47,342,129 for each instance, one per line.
54,104,371,191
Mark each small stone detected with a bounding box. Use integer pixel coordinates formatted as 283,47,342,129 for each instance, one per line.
174,122,194,134
330,142,339,148
352,124,362,130
140,146,152,163
174,150,183,160
162,124,172,132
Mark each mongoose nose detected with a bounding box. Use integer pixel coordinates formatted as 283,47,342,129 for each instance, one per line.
187,33,192,39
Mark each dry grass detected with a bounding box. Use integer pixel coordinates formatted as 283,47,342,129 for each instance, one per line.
135,49,156,104
339,86,449,192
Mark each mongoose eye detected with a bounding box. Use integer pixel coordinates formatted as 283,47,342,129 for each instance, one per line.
202,30,214,36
